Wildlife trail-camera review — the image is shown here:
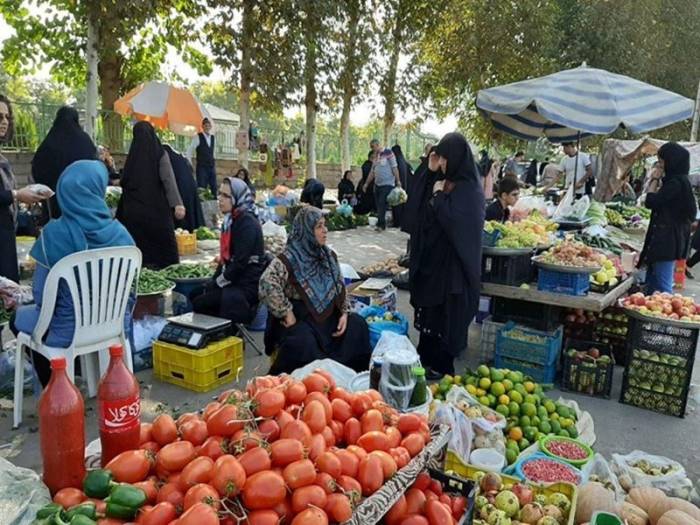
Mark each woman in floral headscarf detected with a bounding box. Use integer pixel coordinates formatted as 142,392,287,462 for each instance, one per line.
259,206,370,374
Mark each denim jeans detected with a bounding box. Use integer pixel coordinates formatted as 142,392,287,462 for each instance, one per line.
646,260,675,294
374,184,393,229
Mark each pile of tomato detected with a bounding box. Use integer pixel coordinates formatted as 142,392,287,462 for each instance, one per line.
383,472,468,525
71,369,434,525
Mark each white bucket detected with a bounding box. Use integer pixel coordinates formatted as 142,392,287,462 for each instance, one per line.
470,448,506,473
368,216,378,227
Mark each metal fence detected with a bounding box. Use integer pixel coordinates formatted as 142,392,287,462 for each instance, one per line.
4,101,436,166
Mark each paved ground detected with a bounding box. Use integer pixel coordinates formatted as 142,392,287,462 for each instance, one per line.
2,226,700,489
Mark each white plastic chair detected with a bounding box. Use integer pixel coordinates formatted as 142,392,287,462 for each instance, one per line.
14,246,141,428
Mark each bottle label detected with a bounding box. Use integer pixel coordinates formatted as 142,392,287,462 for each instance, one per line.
99,395,140,432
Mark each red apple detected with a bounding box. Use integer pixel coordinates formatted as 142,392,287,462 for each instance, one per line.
671,298,683,311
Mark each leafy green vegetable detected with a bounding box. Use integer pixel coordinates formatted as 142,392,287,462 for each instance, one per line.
195,226,218,240
137,268,173,295
198,188,215,201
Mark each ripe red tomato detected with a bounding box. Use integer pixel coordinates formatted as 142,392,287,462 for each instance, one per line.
139,423,153,444
136,501,177,525
305,392,332,423
346,444,368,462
211,455,246,497
291,507,329,525
357,431,390,452
385,495,408,525
245,510,281,525
257,419,281,442
429,479,443,496
140,441,160,454
325,493,353,523
270,438,305,467
308,433,327,462
156,441,197,473
237,446,272,476
386,426,402,448
202,401,222,422
358,454,384,496
401,433,425,458
197,436,227,461
283,459,317,490
291,485,328,513
105,449,153,483
343,418,362,445
413,472,431,491
404,488,427,515
302,400,327,433
321,426,335,447
369,450,397,479
133,479,158,505
183,483,220,510
232,430,264,452
179,456,214,491
177,502,219,525
351,393,372,417
399,515,429,525
315,472,337,494
254,389,286,418
329,420,345,444
397,414,422,435
276,410,294,430
337,475,362,504
285,380,308,405
206,405,245,437
242,471,287,510
425,499,453,525
316,451,342,479
280,419,313,446
331,398,352,422
177,412,200,428
313,369,336,389
180,419,208,446
151,414,178,446
334,449,359,477
451,496,467,519
53,488,86,508
329,387,353,404
361,409,384,434
424,490,438,501
302,373,330,394
156,483,183,508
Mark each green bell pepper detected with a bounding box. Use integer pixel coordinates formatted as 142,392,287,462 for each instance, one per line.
105,502,136,520
65,502,96,521
105,484,146,520
36,503,63,520
83,469,115,499
30,518,53,525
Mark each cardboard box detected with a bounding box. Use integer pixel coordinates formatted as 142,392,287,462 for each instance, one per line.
347,278,397,313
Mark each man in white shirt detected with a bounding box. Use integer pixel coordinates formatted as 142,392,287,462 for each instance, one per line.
186,118,217,197
560,141,593,197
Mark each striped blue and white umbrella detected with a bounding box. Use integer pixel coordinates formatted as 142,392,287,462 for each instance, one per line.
476,64,694,142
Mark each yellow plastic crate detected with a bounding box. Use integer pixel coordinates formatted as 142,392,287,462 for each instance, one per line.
445,451,577,525
176,233,197,256
153,336,243,392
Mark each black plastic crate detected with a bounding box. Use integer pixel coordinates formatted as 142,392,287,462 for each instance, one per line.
428,468,476,525
560,338,614,399
626,317,699,358
620,382,687,418
481,253,533,286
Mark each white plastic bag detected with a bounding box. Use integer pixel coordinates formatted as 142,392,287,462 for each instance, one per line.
372,331,417,363
0,457,51,525
433,403,474,466
445,386,506,432
611,450,694,500
581,454,626,503
511,195,548,221
291,359,358,390
387,187,407,207
557,397,596,446
262,220,288,242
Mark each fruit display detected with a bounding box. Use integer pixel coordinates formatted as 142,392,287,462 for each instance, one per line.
365,311,402,324
137,268,173,295
428,374,466,401
195,226,218,240
540,437,593,465
462,365,580,465
604,208,626,227
361,258,403,277
562,345,613,398
536,241,604,269
326,211,369,231
519,457,582,485
575,232,623,256
468,470,574,525
626,353,688,396
585,201,607,226
622,292,700,324
562,309,596,341
383,471,470,524
589,257,621,288
484,217,555,249
33,370,436,525
161,263,215,281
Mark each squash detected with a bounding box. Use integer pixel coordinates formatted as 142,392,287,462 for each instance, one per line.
657,509,700,525
627,487,667,513
649,497,700,525
575,482,617,525
619,502,649,525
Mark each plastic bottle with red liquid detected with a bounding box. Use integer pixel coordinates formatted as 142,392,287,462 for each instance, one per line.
97,344,141,466
39,356,86,495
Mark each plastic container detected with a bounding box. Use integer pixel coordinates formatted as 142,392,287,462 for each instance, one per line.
494,354,557,384
427,468,476,525
39,357,86,495
98,345,141,466
539,435,594,467
175,232,197,255
538,268,590,296
154,336,244,392
469,448,505,472
512,453,582,485
496,322,563,366
379,347,420,411
481,253,533,286
590,512,623,525
368,216,378,227
479,316,505,364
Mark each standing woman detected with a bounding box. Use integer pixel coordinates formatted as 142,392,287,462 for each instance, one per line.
31,106,96,222
0,95,47,282
640,142,697,293
164,144,204,232
117,121,185,269
234,167,256,199
409,133,484,377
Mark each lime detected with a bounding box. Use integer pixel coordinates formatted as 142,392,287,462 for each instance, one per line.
537,406,549,420
491,382,506,397
561,417,574,429
539,420,552,434
478,377,491,390
508,402,520,416
506,448,518,465
524,394,538,405
550,420,562,434
534,385,544,396
523,426,537,442
506,439,519,451
507,371,523,384
524,381,536,393
550,412,559,421
556,405,570,418
465,376,477,386
568,426,579,439
502,379,514,392
518,438,530,451
476,388,486,397
439,382,451,395
466,384,478,396
479,396,490,406
558,429,570,438
491,369,505,382
535,431,545,441
498,394,510,406
496,405,510,418
531,416,540,427
454,375,463,385
487,394,497,407
509,390,523,404
443,374,454,384
514,383,527,395
477,365,491,378
544,400,556,414
521,402,537,418
519,415,532,428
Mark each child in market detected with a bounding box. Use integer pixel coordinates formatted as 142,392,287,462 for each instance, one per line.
485,177,520,222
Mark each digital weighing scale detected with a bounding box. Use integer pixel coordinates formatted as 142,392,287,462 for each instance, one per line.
158,313,232,349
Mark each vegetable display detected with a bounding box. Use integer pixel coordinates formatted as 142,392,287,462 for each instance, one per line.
384,471,469,524
195,226,218,240
162,263,215,281
484,216,555,249
537,240,604,268
137,268,173,295
361,257,403,276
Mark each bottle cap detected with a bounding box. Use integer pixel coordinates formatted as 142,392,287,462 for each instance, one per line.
413,366,425,377
50,357,67,370
109,345,124,358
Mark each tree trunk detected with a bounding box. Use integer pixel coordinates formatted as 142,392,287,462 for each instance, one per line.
339,5,361,172
382,3,403,144
340,92,352,172
98,54,123,151
238,0,255,169
303,13,318,180
85,10,99,141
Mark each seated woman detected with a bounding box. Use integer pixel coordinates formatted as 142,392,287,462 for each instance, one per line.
337,170,356,204
300,178,325,209
259,207,371,374
13,160,135,386
190,177,264,324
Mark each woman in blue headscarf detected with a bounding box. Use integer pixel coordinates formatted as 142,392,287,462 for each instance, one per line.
191,177,265,324
13,160,134,386
259,206,370,374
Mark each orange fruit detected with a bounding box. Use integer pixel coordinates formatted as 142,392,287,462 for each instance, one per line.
508,427,523,442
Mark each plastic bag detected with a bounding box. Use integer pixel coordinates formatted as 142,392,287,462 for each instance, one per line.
511,195,548,221
379,342,420,411
0,456,51,525
611,450,694,500
433,403,474,465
133,315,168,352
581,453,626,503
387,187,407,207
360,306,409,348
0,347,39,398
262,221,288,256
445,386,506,432
291,359,358,390
371,330,416,363
262,221,288,242
556,397,596,446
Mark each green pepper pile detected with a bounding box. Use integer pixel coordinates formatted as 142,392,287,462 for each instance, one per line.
162,263,214,280
137,268,173,295
195,226,218,240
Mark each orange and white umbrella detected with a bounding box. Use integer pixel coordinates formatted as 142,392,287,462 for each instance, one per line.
114,81,211,136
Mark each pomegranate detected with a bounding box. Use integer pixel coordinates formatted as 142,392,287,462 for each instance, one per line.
511,483,534,506
480,471,502,493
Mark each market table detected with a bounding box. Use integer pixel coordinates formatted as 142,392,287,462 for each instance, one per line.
481,275,636,313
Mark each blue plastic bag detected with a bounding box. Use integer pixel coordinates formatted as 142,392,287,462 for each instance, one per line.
359,305,409,348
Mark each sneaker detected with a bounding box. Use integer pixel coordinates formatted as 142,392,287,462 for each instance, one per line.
686,269,695,279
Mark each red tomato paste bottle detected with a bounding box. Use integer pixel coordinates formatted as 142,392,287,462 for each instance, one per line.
39,356,86,494
97,344,141,466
